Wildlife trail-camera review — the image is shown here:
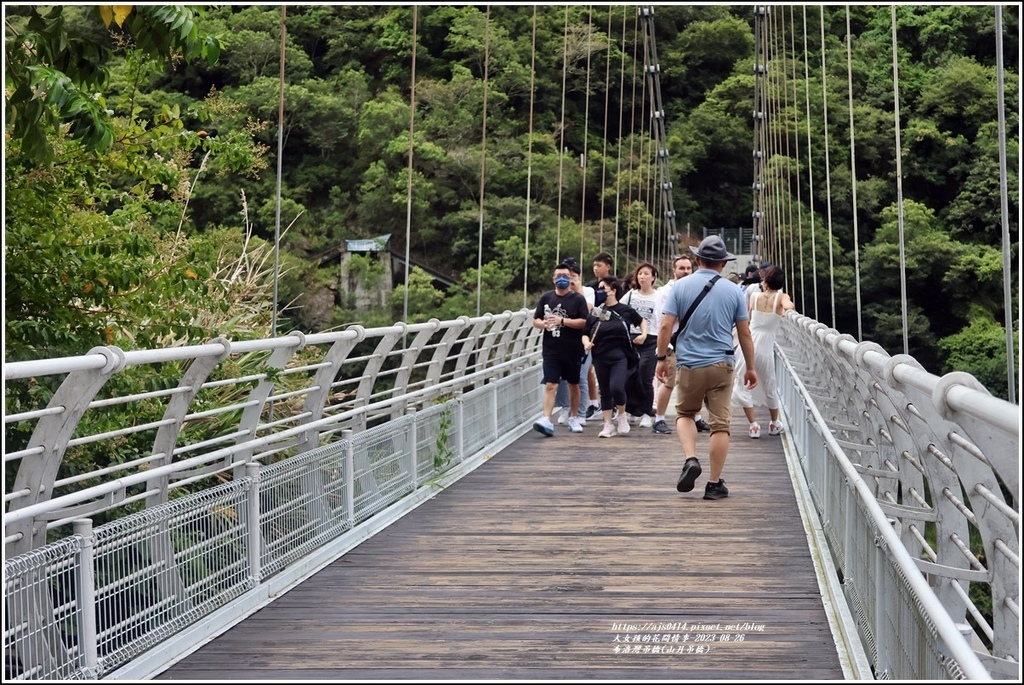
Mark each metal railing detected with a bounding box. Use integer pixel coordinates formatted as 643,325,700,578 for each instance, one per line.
4,309,1019,680
4,311,543,679
776,312,1020,680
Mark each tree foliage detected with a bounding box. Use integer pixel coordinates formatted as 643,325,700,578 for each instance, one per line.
4,4,1019,397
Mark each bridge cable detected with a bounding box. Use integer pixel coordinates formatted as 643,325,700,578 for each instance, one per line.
994,6,1017,404
599,7,614,250
522,5,539,309
474,6,491,317
402,5,418,328
782,9,797,301
580,6,593,262
844,7,863,341
752,6,766,267
613,6,628,270
890,6,909,355
768,7,782,272
556,6,569,260
819,5,837,329
802,6,819,321
790,5,807,314
625,12,641,271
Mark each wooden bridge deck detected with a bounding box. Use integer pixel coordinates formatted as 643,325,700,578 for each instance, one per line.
157,410,846,680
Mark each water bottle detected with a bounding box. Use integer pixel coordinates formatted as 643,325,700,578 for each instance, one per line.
544,304,560,337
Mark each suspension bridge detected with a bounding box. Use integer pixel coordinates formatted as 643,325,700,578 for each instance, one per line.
3,5,1019,681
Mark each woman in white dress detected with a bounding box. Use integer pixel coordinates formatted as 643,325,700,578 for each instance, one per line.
733,266,795,438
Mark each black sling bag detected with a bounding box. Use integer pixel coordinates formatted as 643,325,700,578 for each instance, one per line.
669,274,722,350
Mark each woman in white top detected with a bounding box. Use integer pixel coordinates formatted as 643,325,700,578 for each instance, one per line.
621,261,660,427
732,265,795,438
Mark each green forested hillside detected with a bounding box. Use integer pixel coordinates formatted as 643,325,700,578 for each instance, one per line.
4,4,1018,397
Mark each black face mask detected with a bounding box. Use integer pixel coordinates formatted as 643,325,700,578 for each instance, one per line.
594,289,607,306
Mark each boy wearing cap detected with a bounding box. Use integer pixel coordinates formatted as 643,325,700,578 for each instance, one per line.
532,261,590,437
655,236,758,500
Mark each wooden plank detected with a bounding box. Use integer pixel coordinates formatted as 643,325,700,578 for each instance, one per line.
157,411,845,680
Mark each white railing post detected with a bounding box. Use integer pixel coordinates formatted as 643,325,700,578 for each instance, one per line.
72,519,98,677
245,462,262,581
343,429,355,525
408,408,418,490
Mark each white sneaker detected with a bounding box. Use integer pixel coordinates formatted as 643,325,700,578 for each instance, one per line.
556,408,568,425
567,416,584,433
616,413,630,435
639,414,653,428
628,413,639,425
768,420,784,436
749,422,761,439
598,422,617,438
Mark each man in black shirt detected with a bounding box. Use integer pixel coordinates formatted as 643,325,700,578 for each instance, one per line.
532,261,590,436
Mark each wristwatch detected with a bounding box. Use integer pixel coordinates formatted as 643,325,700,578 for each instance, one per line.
656,355,668,361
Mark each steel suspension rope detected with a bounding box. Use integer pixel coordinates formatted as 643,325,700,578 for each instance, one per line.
580,6,594,261
767,6,783,271
891,6,909,355
790,5,807,314
752,5,767,267
474,6,490,317
803,6,819,321
556,6,569,260
624,11,641,271
995,5,1016,404
522,5,538,309
781,9,797,300
844,7,863,340
403,6,418,327
599,7,613,250
613,5,628,271
819,5,837,329
639,6,678,272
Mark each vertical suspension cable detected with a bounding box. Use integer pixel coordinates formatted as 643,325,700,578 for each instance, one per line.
994,5,1016,403
790,5,806,312
614,6,628,270
845,6,862,340
599,8,613,249
820,5,837,328
403,6,418,327
556,6,569,260
625,12,641,269
272,6,286,340
580,6,593,260
522,5,538,309
752,6,767,266
781,9,796,297
475,6,491,317
768,7,782,270
803,7,819,321
890,6,908,354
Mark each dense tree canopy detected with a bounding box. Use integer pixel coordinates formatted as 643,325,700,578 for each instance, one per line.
4,4,1019,398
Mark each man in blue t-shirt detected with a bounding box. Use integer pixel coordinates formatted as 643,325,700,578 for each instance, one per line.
654,236,757,501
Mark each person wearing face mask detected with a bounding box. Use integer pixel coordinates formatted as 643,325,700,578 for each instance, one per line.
531,261,591,437
552,258,596,427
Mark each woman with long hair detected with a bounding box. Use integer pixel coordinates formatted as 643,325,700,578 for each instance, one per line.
582,277,645,438
620,261,659,426
732,265,795,438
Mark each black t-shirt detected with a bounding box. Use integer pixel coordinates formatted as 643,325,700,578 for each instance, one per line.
534,290,589,357
586,302,642,360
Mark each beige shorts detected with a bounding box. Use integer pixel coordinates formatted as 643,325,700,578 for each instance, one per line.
674,362,735,434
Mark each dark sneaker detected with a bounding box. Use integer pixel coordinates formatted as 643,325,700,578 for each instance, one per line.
651,419,671,434
585,405,598,419
703,479,729,500
695,418,711,433
676,457,702,493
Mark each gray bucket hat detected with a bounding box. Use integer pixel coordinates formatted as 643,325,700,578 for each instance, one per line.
691,235,736,262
